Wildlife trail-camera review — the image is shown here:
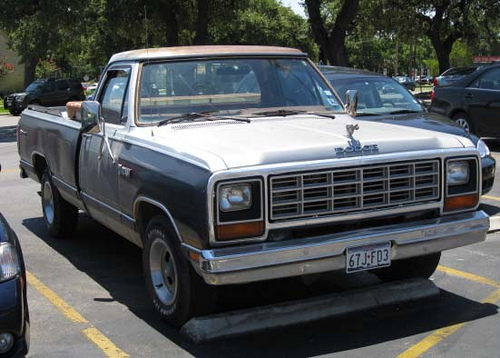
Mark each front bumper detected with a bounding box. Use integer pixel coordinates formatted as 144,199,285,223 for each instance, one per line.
187,210,489,285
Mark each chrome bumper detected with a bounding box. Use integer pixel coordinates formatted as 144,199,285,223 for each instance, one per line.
186,210,489,285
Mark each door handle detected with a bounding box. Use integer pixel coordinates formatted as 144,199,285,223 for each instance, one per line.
81,133,92,138
19,129,27,136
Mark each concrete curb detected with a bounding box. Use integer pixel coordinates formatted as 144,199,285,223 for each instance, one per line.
180,278,439,343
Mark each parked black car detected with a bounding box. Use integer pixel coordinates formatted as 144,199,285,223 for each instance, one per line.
392,76,417,91
433,66,478,87
429,64,500,138
0,166,29,357
3,78,85,116
320,65,496,194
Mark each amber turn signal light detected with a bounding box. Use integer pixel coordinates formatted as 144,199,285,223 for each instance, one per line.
216,221,264,241
444,194,479,212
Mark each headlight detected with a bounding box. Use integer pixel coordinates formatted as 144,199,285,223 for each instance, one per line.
447,161,469,186
0,243,20,283
477,139,490,158
219,184,252,212
15,95,26,102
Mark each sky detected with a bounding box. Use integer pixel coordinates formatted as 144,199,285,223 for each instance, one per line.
280,0,307,18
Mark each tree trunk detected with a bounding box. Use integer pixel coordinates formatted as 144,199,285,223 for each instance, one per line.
305,0,359,66
193,0,209,45
163,0,179,46
24,57,37,87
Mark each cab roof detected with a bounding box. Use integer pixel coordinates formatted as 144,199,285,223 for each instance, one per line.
109,45,306,63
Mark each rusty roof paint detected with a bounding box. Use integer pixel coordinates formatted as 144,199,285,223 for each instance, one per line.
109,45,306,63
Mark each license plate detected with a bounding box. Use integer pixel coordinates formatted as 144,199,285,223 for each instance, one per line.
346,242,391,273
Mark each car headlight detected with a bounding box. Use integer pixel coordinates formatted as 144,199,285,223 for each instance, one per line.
15,95,26,102
477,139,490,158
0,243,20,283
219,184,252,212
447,161,470,186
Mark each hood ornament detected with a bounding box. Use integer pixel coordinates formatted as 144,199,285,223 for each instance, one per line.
346,123,359,138
335,123,379,156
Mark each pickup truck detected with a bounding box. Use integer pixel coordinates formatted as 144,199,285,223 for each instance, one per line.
17,46,489,327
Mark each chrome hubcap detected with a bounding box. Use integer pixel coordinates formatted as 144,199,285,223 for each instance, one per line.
455,118,470,133
43,181,55,225
149,238,177,305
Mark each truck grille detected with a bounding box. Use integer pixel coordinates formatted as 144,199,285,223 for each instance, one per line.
270,160,440,221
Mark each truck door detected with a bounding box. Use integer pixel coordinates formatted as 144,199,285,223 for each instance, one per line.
79,67,131,238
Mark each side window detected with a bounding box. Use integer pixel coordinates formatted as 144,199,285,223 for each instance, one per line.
56,80,69,91
99,68,131,125
42,81,55,93
470,68,500,90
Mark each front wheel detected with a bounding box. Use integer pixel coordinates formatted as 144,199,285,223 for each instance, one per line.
374,252,441,282
143,216,217,327
41,171,79,237
452,112,474,134
9,108,21,116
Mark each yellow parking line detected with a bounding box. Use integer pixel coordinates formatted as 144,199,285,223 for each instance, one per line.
0,168,18,174
437,265,500,288
483,195,500,201
397,288,500,358
83,328,130,358
27,270,129,357
26,271,88,323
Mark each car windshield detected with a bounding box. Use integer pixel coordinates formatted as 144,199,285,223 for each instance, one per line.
25,81,43,92
329,77,423,115
137,58,343,125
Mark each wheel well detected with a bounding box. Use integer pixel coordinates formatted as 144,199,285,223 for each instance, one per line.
32,154,48,181
450,110,467,120
135,201,181,244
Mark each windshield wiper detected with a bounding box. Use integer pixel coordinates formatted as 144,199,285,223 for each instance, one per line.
157,112,250,127
355,112,379,117
252,109,306,117
252,109,335,120
388,109,422,115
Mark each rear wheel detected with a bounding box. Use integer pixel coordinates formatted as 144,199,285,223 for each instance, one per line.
143,216,217,326
374,252,441,282
41,171,79,237
9,108,21,116
452,112,474,134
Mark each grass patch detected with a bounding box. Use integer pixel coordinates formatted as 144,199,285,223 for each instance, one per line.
0,108,9,115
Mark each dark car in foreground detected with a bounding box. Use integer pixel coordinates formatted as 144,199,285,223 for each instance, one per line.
320,65,496,194
0,197,29,357
429,64,500,139
3,78,85,116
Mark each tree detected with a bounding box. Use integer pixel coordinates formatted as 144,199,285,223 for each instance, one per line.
304,0,360,66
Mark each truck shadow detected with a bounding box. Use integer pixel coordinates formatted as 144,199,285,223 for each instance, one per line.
0,125,17,143
23,215,498,357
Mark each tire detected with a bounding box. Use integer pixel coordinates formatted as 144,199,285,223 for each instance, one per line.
143,216,217,327
9,108,21,116
374,252,441,282
41,171,79,237
452,112,474,134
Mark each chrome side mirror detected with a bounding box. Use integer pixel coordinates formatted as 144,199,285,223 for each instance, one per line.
345,90,358,117
81,101,102,133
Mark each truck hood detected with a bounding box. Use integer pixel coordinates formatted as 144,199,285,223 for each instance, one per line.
147,113,471,171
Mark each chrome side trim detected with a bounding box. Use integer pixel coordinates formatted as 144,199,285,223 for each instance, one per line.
52,175,78,195
206,148,481,247
19,159,34,169
187,210,489,285
132,196,183,242
82,192,135,224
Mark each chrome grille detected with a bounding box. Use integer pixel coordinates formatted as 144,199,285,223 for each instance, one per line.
270,160,440,221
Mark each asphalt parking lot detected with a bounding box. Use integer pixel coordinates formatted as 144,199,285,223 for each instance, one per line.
1,113,500,357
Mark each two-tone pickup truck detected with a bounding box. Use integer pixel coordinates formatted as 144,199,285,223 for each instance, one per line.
17,46,489,327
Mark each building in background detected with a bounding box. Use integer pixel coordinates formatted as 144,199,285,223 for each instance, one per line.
0,32,25,96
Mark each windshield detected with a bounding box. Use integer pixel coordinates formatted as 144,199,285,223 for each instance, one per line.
137,58,343,125
328,77,423,115
25,81,43,92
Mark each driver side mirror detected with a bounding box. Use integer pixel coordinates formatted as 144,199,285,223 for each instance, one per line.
81,101,102,133
345,90,358,117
